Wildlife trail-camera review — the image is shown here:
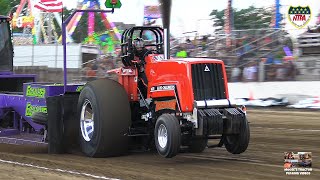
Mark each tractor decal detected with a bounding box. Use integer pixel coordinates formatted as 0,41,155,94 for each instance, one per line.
26,85,46,98
76,85,84,92
150,85,175,92
25,103,47,117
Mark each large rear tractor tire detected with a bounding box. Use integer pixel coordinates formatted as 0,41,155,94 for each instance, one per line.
224,117,250,154
78,79,131,157
154,114,181,158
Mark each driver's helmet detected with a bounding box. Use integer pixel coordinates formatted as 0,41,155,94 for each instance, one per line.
133,38,145,52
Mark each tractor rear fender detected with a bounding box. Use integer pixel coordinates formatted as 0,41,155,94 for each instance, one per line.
108,67,138,102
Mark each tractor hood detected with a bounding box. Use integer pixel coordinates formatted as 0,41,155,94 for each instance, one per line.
146,55,225,68
145,55,229,112
146,55,224,65
169,57,224,64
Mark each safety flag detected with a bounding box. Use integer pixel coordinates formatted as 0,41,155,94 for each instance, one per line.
34,0,63,13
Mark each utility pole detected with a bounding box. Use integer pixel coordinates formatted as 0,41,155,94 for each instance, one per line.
275,0,281,29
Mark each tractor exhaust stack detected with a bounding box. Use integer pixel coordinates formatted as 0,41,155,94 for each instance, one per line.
159,0,172,59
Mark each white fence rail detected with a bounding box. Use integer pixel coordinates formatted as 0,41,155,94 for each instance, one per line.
13,44,82,68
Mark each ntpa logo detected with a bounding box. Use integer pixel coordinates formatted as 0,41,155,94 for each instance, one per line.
288,6,311,28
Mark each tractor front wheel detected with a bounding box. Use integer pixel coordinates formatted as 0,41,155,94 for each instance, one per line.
154,114,181,158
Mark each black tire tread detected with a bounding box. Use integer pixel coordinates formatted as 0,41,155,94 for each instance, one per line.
188,139,207,153
224,117,250,154
78,79,131,157
155,114,181,158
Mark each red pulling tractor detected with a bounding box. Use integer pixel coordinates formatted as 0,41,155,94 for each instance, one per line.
75,25,250,158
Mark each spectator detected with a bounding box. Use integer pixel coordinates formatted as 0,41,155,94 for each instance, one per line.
242,62,258,82
186,39,195,57
231,67,241,82
86,63,97,81
275,63,287,81
266,64,277,81
285,60,297,80
176,45,188,58
201,35,208,51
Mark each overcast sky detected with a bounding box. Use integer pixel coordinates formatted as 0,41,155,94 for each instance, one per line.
63,0,320,37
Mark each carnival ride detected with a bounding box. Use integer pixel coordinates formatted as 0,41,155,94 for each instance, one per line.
60,0,121,44
82,31,117,54
11,0,63,44
10,0,121,45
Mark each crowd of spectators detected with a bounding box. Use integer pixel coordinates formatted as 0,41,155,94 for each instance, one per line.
230,60,298,82
82,32,299,82
171,36,209,58
81,55,118,81
171,31,299,82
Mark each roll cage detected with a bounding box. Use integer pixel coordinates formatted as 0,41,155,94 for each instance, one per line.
120,26,164,66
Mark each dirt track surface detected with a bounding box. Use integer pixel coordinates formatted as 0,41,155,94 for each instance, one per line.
0,109,319,180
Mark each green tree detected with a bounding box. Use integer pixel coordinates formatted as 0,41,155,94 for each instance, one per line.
210,9,225,27
9,0,21,13
0,0,10,15
210,6,280,30
0,0,21,15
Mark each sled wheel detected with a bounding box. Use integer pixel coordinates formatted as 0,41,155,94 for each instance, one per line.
78,79,131,157
154,114,181,158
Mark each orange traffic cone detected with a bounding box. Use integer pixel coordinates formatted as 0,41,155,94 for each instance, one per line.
249,90,254,101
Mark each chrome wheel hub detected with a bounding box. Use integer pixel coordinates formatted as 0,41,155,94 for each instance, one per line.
80,99,94,142
158,124,168,149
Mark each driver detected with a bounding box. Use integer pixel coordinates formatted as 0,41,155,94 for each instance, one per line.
133,37,150,64
133,38,150,98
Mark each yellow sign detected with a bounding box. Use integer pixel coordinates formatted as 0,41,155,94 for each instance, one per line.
12,16,34,28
